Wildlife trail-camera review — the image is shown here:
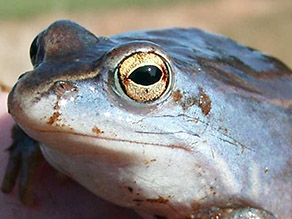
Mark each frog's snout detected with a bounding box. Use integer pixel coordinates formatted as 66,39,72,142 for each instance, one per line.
7,84,16,115
7,80,28,122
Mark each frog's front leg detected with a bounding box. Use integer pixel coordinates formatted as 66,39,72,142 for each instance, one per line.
1,124,43,205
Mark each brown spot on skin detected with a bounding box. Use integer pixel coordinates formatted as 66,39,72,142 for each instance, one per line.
198,88,211,115
172,89,183,102
264,167,269,173
92,126,104,134
180,88,211,115
55,123,65,127
127,186,133,193
146,196,171,204
43,81,77,128
218,126,228,134
53,104,60,111
144,159,157,165
47,111,60,125
133,196,171,206
169,145,191,152
210,186,216,196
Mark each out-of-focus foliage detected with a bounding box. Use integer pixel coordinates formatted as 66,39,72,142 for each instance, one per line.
0,0,201,20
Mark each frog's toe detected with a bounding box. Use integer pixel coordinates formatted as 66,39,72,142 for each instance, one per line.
1,144,21,194
1,125,42,205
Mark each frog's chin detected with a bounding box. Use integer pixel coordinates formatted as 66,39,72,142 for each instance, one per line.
35,128,209,219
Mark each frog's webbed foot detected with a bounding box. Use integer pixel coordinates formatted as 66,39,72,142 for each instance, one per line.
191,207,276,219
1,124,43,205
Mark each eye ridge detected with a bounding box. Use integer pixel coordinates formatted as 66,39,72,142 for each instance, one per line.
128,65,162,86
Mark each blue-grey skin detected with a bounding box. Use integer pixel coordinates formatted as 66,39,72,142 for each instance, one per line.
7,20,292,218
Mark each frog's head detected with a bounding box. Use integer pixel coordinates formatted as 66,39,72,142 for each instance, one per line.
8,20,182,155
9,21,202,212
8,21,197,208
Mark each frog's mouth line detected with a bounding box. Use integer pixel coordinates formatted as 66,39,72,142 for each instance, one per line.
29,127,192,153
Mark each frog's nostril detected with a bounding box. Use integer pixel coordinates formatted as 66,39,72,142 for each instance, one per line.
54,81,78,96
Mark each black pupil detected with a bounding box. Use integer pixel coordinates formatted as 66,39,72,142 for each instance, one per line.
129,66,162,86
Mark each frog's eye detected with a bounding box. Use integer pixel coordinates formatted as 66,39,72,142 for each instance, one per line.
115,52,171,103
30,33,45,67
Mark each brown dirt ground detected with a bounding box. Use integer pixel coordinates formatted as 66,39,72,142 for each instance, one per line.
0,0,291,87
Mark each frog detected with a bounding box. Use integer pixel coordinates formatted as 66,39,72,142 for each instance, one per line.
2,20,292,218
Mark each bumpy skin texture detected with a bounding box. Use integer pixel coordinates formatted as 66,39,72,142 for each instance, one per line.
4,20,292,218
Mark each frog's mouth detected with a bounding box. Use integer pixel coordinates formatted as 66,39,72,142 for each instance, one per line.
18,124,192,156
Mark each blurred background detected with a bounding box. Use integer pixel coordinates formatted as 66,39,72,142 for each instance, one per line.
0,0,291,87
